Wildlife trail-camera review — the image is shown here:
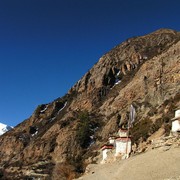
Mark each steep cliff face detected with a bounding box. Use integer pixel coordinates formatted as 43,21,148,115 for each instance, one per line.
0,29,180,179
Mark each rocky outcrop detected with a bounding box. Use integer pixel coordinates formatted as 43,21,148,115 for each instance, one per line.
0,29,180,179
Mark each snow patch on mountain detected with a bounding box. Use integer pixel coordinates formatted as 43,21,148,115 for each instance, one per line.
0,122,13,135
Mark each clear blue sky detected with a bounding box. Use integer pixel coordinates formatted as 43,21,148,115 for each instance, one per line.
0,0,180,127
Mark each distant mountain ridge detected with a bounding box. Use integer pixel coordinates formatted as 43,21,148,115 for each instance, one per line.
0,122,13,136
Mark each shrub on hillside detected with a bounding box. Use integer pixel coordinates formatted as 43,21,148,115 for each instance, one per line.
0,169,3,178
76,111,92,148
131,118,152,143
52,163,76,180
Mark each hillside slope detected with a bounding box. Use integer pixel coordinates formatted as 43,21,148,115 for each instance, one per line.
77,146,180,180
0,29,180,179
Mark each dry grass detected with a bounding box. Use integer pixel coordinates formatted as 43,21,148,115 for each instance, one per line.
52,163,76,180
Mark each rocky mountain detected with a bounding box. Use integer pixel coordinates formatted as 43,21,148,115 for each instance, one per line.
0,123,12,136
0,28,180,179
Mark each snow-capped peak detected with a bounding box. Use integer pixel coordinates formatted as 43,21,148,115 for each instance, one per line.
0,122,13,136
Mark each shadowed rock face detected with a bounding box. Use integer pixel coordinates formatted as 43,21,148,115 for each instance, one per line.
0,29,180,179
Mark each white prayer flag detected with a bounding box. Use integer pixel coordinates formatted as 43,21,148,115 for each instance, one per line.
129,104,136,128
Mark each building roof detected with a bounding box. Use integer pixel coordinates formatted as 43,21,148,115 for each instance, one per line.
101,144,114,150
108,136,116,139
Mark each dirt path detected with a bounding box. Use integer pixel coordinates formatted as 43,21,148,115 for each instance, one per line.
77,147,180,180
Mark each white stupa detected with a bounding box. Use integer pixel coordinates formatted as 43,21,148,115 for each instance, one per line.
171,109,180,132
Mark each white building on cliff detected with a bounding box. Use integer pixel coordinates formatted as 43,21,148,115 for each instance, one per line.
101,144,114,163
